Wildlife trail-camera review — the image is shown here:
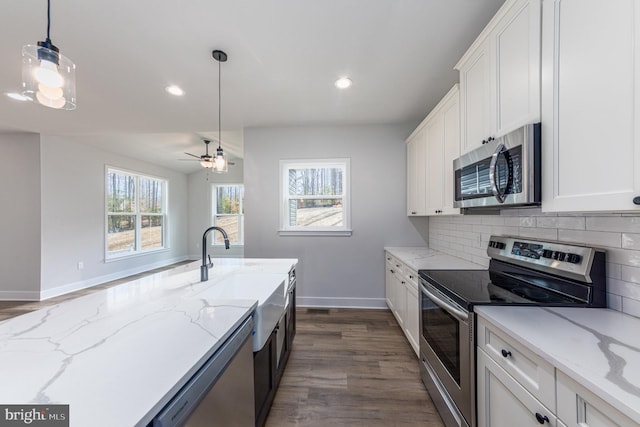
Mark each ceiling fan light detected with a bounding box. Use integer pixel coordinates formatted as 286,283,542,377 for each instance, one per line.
200,160,214,168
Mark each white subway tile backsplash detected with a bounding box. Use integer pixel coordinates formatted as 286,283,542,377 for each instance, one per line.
622,233,640,250
557,229,621,248
622,297,640,318
608,293,623,311
620,265,640,286
602,248,640,268
586,216,640,233
600,278,640,300
536,216,586,230
607,263,621,280
517,226,558,241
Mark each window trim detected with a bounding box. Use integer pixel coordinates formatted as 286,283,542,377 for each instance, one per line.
105,166,169,261
211,183,244,246
278,158,352,236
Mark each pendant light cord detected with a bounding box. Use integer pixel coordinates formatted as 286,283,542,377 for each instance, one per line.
46,0,51,42
218,58,222,150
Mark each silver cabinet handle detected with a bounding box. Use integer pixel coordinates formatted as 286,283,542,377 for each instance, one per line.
489,143,507,204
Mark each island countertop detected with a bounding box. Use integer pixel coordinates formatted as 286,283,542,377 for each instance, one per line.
0,258,297,427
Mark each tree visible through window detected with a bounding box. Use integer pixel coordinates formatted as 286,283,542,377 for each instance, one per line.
213,184,244,245
106,168,167,258
280,159,351,234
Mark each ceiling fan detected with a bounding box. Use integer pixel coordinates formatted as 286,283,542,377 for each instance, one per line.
181,139,234,169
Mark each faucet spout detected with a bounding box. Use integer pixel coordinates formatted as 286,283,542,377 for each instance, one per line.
201,226,230,282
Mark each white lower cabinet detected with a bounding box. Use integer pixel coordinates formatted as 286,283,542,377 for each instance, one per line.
477,349,557,427
384,251,419,357
556,371,636,427
477,315,635,427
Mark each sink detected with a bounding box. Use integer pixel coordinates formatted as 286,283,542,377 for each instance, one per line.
198,273,286,351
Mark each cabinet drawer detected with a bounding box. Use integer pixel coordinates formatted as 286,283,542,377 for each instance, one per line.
557,371,636,427
477,317,555,411
403,267,419,289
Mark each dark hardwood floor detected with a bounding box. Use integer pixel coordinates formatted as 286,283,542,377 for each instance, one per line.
265,308,444,427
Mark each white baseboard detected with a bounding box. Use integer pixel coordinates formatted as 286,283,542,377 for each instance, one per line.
37,256,190,301
296,296,387,309
0,290,41,301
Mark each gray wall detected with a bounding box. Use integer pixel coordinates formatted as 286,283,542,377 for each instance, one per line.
0,133,42,299
187,160,245,259
244,124,429,308
0,134,188,300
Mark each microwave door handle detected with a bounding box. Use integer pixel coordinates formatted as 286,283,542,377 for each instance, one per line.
420,283,468,321
489,143,507,203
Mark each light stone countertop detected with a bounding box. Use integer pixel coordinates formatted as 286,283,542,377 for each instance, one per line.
0,258,297,427
384,247,484,271
475,306,640,424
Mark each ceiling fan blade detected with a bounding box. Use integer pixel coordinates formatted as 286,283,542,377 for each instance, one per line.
184,152,202,159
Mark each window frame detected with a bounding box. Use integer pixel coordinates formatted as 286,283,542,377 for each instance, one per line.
279,158,352,236
105,166,169,261
211,183,245,246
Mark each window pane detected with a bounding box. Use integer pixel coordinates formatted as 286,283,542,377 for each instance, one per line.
216,186,243,214
107,215,136,252
288,167,343,196
141,215,163,250
139,178,164,213
107,172,135,212
214,215,241,244
288,198,343,226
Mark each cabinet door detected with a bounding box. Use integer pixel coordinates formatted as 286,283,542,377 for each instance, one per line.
556,371,636,427
425,114,444,215
459,39,494,155
441,87,462,215
494,0,541,135
407,129,427,215
394,274,407,329
477,349,557,427
542,0,640,212
385,258,395,311
405,282,420,357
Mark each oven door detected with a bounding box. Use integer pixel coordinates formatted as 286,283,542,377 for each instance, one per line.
419,279,472,427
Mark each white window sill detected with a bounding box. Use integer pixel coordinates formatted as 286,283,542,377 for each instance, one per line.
278,229,352,237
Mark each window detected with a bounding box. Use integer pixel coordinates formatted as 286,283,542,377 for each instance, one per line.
279,158,351,236
212,184,244,245
106,168,167,259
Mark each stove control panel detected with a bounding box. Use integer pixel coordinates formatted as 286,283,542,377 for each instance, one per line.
487,235,599,282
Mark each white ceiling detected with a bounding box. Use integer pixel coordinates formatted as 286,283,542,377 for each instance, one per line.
0,0,504,173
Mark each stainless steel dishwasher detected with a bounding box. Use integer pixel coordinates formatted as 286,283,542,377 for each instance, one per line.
152,317,255,427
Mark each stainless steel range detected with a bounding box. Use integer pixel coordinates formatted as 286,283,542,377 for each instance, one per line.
417,235,606,427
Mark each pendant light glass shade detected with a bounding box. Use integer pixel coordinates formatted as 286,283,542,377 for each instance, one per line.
22,44,76,110
21,0,77,110
213,146,228,173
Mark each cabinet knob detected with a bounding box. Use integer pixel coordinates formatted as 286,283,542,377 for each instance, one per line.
633,197,640,205
488,136,495,142
501,349,512,358
482,139,487,144
535,413,549,424
411,211,417,215
390,269,395,274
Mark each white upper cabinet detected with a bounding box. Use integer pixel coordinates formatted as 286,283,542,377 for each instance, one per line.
406,128,427,216
541,0,640,212
456,0,542,155
407,85,461,216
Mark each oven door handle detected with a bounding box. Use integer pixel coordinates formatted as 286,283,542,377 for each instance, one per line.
489,143,507,204
420,283,469,321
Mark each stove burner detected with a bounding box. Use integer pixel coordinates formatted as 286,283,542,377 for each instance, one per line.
511,287,550,301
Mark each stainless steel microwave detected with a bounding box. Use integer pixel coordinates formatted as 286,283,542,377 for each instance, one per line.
453,123,541,209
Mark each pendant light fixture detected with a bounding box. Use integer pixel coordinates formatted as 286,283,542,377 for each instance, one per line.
21,0,76,110
212,50,228,173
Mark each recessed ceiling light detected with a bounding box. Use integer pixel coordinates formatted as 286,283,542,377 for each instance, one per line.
165,85,185,96
334,77,352,89
5,92,30,101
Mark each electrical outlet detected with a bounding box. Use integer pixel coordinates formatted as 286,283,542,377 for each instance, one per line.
77,261,84,270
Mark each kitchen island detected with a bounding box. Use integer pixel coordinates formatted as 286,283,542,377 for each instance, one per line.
0,258,297,427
